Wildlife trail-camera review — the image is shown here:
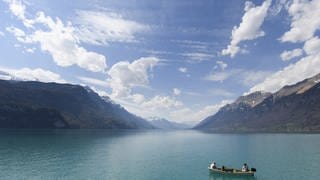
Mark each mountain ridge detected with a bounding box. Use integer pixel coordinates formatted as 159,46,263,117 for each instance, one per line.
194,73,320,132
149,117,191,129
0,79,154,129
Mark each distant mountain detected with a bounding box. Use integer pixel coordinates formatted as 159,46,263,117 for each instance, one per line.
149,117,191,129
0,80,154,129
194,73,320,132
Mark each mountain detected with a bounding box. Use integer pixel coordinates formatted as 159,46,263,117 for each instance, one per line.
149,117,191,129
0,80,154,129
194,73,320,132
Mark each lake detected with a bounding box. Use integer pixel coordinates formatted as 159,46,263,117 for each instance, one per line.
0,130,319,179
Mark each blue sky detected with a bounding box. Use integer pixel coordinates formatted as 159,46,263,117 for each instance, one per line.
1,0,320,124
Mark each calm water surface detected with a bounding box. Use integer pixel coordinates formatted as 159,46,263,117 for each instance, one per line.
0,130,319,180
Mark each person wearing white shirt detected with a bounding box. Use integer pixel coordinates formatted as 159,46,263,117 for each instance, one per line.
210,161,217,169
242,163,249,172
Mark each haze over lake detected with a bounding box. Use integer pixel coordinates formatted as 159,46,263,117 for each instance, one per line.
0,130,319,180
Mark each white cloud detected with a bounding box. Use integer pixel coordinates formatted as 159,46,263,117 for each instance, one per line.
204,69,242,82
142,95,183,110
256,1,320,94
205,69,271,86
75,10,148,45
280,48,303,61
107,57,159,98
269,0,288,16
0,31,4,37
88,86,109,97
169,100,232,124
241,70,272,86
32,12,107,72
5,1,107,72
182,52,214,62
250,48,320,93
110,94,183,121
303,36,320,55
6,0,25,19
253,0,320,94
280,0,320,43
131,93,145,104
25,47,35,53
104,56,184,120
221,0,271,57
78,76,108,88
215,60,228,70
5,0,33,27
0,67,66,83
173,88,181,96
204,72,232,82
178,67,188,73
5,26,30,43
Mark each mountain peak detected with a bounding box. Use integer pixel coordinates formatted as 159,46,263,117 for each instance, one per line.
149,117,191,129
195,73,320,132
275,73,320,98
0,79,153,129
235,91,272,107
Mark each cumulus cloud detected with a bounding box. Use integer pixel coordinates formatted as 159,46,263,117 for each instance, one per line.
5,0,107,72
25,47,36,53
5,26,29,43
251,0,320,93
269,0,288,16
33,12,107,72
173,88,181,96
105,56,184,118
280,48,303,61
111,94,183,121
178,67,188,73
103,55,185,120
75,11,148,45
249,55,320,93
107,57,159,98
303,36,320,55
221,0,271,57
215,60,228,70
0,67,66,83
5,0,33,27
6,0,25,19
280,0,320,43
142,95,183,110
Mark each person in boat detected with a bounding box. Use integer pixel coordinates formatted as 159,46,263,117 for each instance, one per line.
242,163,249,172
210,161,217,169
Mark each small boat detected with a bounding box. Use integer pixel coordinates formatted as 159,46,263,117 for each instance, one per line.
208,165,256,176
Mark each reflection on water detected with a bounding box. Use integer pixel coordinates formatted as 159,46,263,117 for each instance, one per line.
209,172,257,180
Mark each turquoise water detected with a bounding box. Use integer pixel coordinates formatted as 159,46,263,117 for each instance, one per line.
0,130,319,179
